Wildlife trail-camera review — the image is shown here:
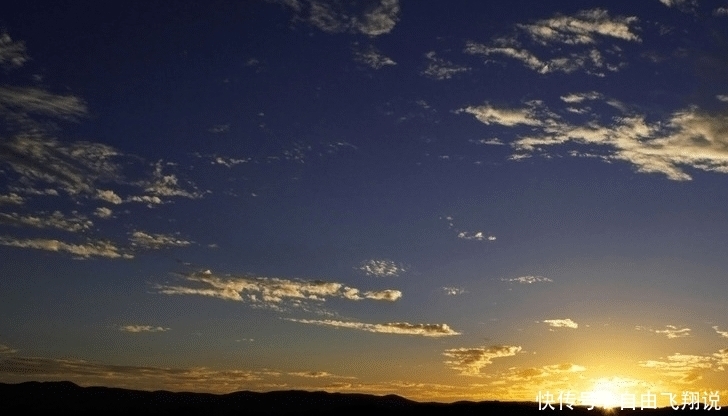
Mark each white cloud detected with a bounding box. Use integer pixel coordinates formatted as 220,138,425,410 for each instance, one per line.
465,9,639,76
130,231,192,249
0,32,28,68
0,86,87,120
357,259,406,277
470,138,505,146
96,189,123,205
542,319,578,329
354,46,396,69
442,287,466,296
0,193,24,205
517,9,640,45
421,51,470,80
636,325,691,339
560,92,603,103
142,161,203,200
0,211,92,233
457,104,542,127
156,270,402,306
287,319,460,337
457,231,495,241
717,95,728,102
501,275,553,284
465,100,728,181
94,207,113,219
712,326,728,338
640,352,714,384
443,345,522,376
714,7,728,16
120,325,170,333
0,236,132,259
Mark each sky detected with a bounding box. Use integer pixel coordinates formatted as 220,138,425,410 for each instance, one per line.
1,0,728,406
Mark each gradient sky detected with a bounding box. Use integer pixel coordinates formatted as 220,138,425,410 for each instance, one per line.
1,0,728,406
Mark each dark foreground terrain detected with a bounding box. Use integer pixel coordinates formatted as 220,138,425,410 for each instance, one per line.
0,381,725,415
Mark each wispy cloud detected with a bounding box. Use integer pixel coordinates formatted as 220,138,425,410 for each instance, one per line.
288,371,354,379
639,352,714,384
156,270,402,307
287,319,460,337
0,193,24,205
279,0,400,37
0,32,28,68
443,345,521,376
462,98,728,181
501,275,553,284
542,319,578,329
442,287,466,296
457,231,495,241
560,92,603,103
357,259,407,277
712,326,728,338
0,344,17,354
714,7,728,16
717,95,728,102
129,231,192,249
465,9,639,76
0,211,92,233
421,51,470,80
354,45,396,69
0,236,132,259
0,86,87,120
94,207,113,219
636,325,691,339
120,325,170,333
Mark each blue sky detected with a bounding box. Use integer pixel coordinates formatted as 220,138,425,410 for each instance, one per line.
1,0,728,405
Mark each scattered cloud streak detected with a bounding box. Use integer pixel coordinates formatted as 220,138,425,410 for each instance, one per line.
156,270,402,308
0,236,132,259
288,319,460,337
442,287,466,296
354,45,396,69
421,51,470,80
120,325,170,333
129,231,192,249
357,259,407,277
501,276,553,284
277,0,400,37
713,326,728,339
542,319,578,329
636,325,691,339
465,9,639,76
443,345,522,376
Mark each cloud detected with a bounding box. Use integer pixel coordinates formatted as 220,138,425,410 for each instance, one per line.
470,138,505,146
421,51,470,80
0,32,28,68
280,0,400,37
0,86,87,121
120,325,170,333
505,363,586,381
715,7,728,16
0,344,17,354
560,92,603,103
501,275,553,284
0,211,93,232
354,46,396,69
94,207,113,219
542,319,578,329
443,345,522,376
457,231,495,241
129,231,192,249
517,9,640,45
208,124,230,134
464,99,728,181
659,0,697,9
141,161,203,200
0,193,23,205
457,104,542,127
442,287,466,296
156,270,402,307
96,189,123,205
712,326,728,338
717,95,728,102
639,353,714,384
357,259,407,277
0,236,132,259
287,319,460,337
636,325,691,339
465,9,638,76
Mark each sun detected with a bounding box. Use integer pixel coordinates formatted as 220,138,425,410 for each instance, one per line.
587,378,627,410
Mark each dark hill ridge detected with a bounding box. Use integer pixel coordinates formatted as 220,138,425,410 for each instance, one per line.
0,381,724,415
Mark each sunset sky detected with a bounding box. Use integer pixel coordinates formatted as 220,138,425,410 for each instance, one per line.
1,0,728,406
